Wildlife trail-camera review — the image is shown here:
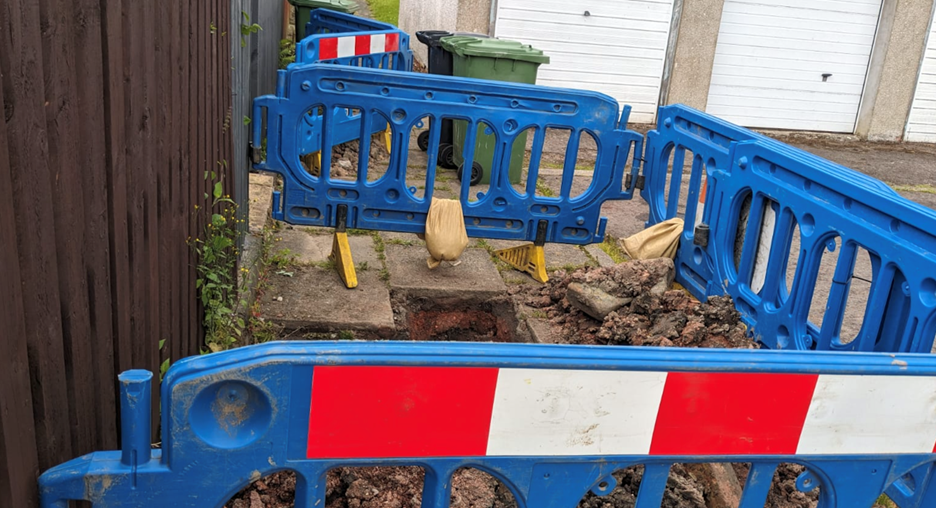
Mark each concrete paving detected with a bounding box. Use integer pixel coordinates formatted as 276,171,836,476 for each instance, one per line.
385,244,507,303
584,244,615,267
259,266,395,338
271,228,381,267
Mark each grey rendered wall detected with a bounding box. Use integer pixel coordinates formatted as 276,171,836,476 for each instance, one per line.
857,0,936,140
399,0,492,65
663,0,724,111
399,0,460,64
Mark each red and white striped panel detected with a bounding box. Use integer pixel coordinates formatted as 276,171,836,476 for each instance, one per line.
306,366,936,459
317,32,400,61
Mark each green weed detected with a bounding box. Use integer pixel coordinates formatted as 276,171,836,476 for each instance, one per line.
597,236,628,264
366,0,399,25
889,183,936,195
192,168,247,352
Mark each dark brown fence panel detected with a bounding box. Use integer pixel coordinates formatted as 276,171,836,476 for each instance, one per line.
0,66,41,508
0,0,235,506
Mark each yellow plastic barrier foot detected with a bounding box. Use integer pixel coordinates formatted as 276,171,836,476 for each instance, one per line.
495,243,549,284
383,126,392,154
329,231,357,289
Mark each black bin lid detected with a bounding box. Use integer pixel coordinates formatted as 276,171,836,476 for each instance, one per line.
415,30,454,48
416,30,490,48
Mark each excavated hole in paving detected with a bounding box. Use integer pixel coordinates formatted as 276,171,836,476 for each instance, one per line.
393,295,522,343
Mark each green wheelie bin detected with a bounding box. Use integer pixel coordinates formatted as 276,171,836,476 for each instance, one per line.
290,0,359,41
440,36,549,185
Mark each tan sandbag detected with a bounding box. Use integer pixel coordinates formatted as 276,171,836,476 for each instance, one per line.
619,218,684,260
424,198,469,269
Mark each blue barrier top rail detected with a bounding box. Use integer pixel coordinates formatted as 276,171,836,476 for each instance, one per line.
39,341,936,508
253,64,643,245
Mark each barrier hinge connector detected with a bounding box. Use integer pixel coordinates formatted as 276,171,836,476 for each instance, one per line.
249,143,262,165
625,173,645,190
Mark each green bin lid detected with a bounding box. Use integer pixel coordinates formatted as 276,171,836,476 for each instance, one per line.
440,36,549,64
289,0,359,13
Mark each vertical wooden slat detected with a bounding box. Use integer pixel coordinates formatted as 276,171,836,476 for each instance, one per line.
180,0,194,360
0,51,41,508
38,0,97,458
100,0,133,387
140,0,160,431
1,0,73,471
74,0,118,453
192,0,206,354
122,0,145,370
222,0,234,191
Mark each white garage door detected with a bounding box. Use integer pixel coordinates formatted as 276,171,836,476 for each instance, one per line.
706,0,883,133
906,13,936,143
494,0,676,124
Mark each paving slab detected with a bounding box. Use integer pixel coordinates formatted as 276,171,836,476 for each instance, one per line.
259,266,394,337
379,231,425,247
241,174,275,307
527,318,562,344
272,229,380,267
248,173,274,236
386,244,507,302
584,244,616,267
271,229,331,265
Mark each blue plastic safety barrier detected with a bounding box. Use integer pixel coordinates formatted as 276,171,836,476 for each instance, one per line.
290,11,412,162
296,9,412,70
39,341,936,508
253,64,642,245
641,105,936,353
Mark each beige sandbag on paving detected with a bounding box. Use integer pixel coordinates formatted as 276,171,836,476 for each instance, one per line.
619,218,684,260
424,198,469,269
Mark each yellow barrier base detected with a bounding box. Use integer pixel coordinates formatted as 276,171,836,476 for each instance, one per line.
495,243,548,284
383,127,392,154
329,231,357,289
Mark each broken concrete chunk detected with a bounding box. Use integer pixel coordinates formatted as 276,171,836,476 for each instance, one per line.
566,282,632,321
578,257,675,298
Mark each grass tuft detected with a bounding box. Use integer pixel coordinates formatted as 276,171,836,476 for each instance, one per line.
596,235,628,264
365,0,399,25
889,182,936,195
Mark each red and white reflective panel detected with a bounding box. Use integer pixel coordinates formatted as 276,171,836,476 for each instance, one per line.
317,32,400,61
306,366,936,459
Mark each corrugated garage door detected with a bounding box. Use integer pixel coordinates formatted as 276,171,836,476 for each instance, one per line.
706,0,883,133
494,0,676,124
906,13,936,143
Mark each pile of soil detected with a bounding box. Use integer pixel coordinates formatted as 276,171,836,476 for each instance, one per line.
225,471,296,508
514,260,753,349
225,468,517,508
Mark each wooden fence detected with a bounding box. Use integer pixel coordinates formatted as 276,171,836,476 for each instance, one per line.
0,1,235,506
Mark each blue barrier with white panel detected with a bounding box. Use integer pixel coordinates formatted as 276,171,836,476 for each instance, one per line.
296,9,412,70
641,105,936,353
38,341,936,508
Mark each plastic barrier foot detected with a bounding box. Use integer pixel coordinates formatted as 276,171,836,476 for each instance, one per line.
309,151,322,173
329,231,357,289
496,243,548,283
